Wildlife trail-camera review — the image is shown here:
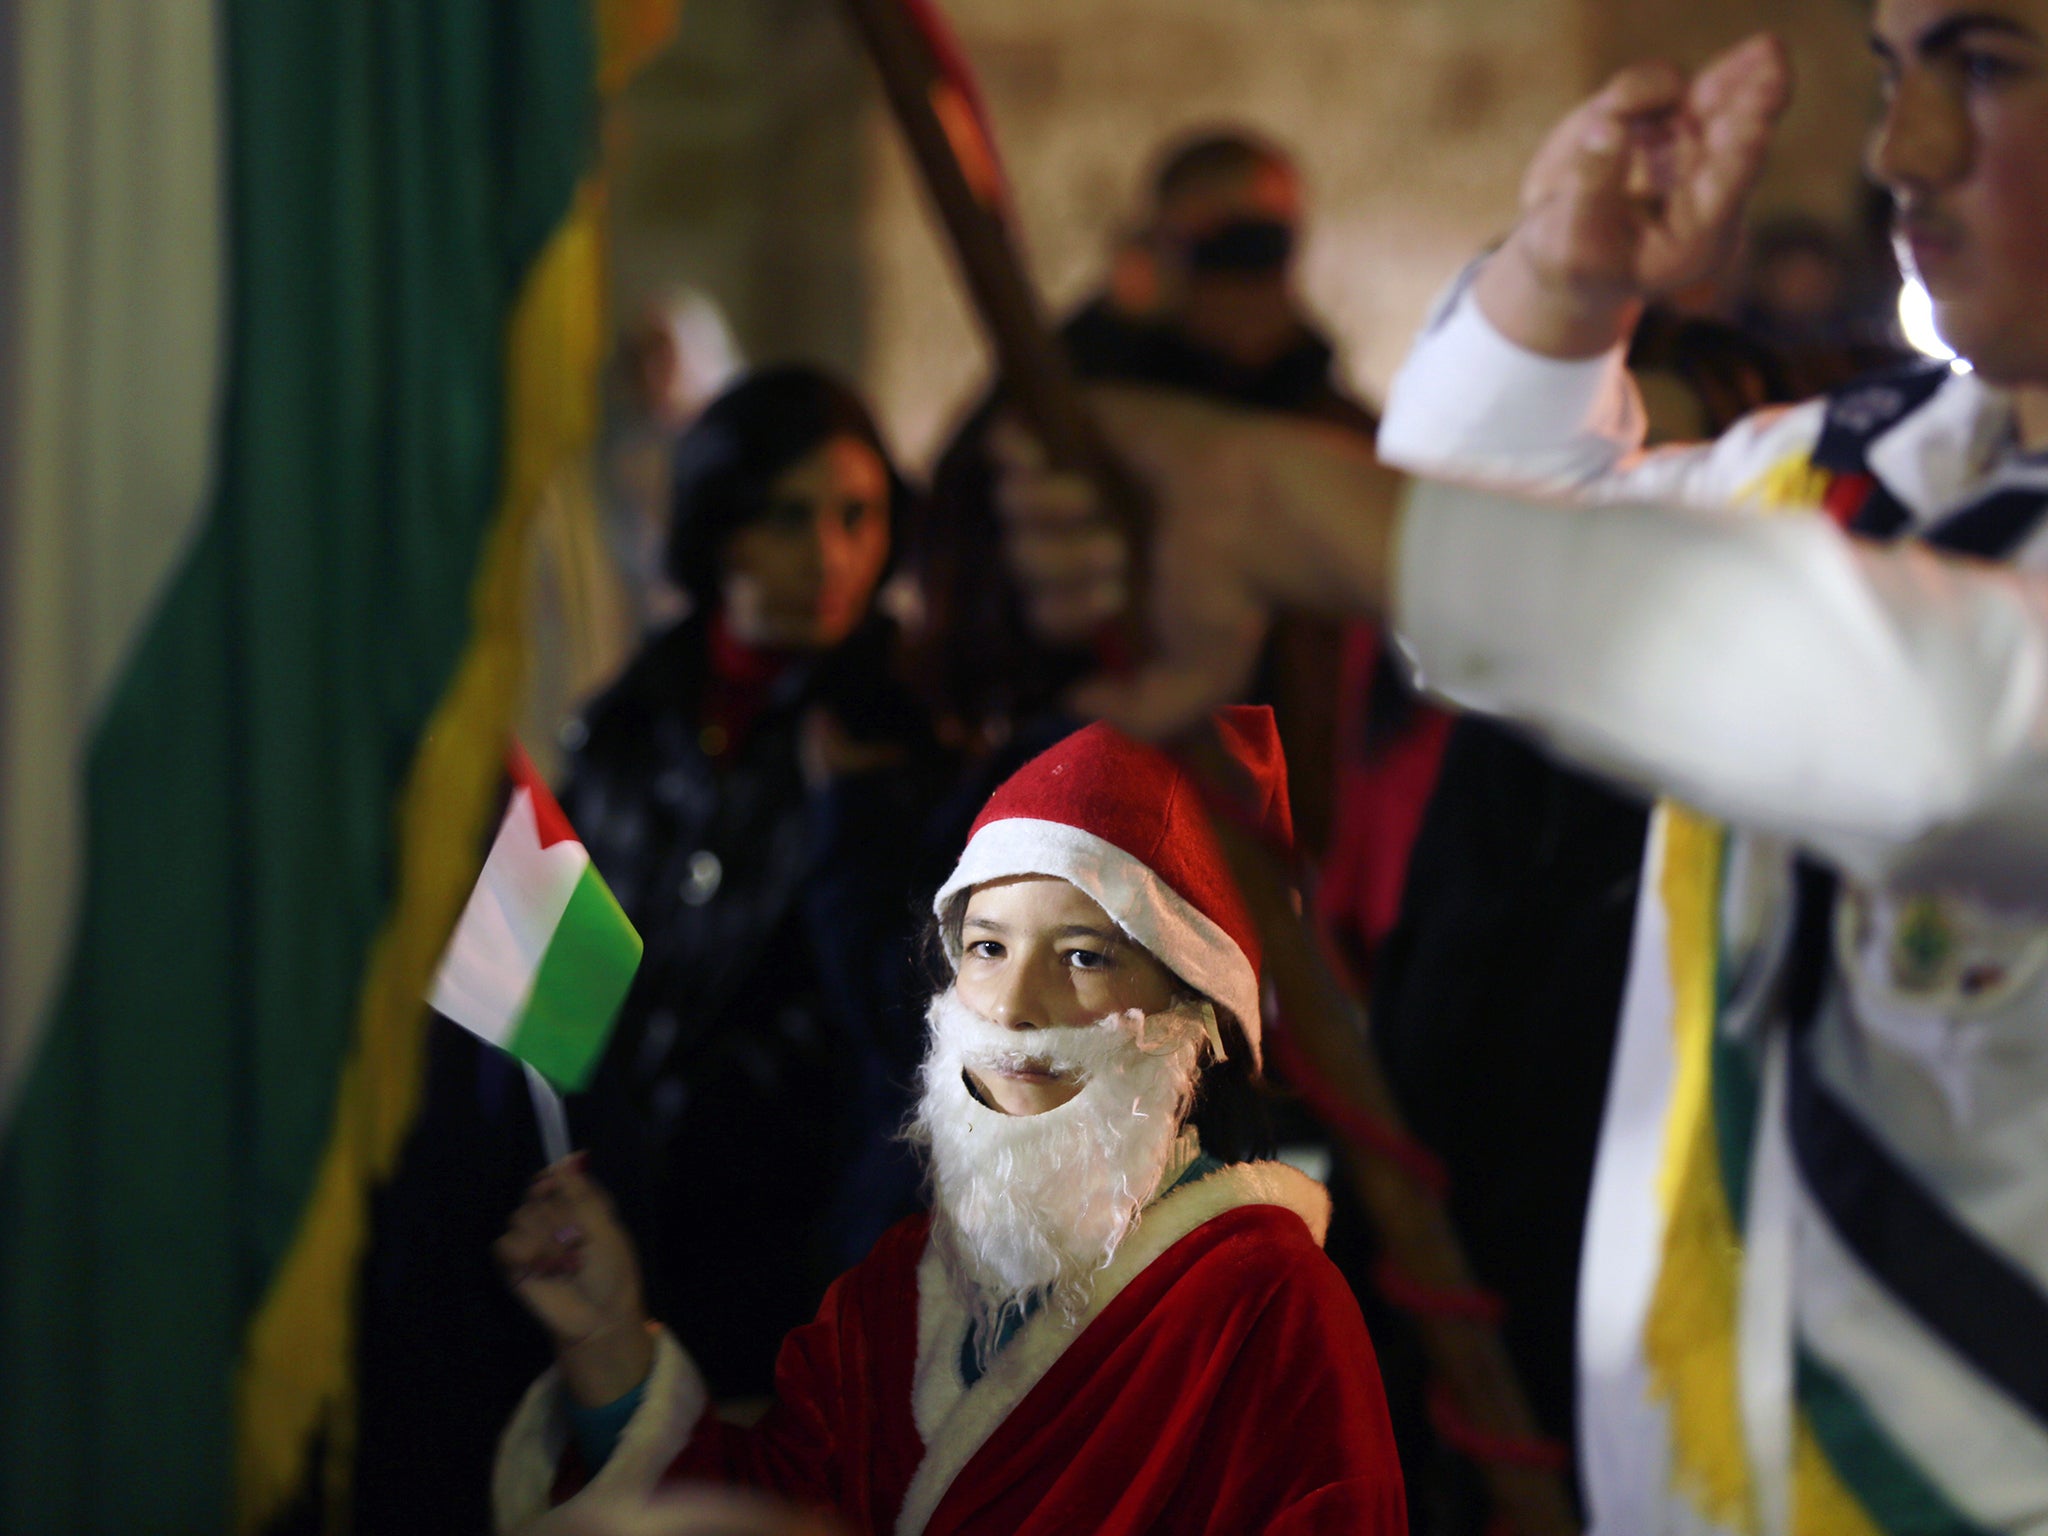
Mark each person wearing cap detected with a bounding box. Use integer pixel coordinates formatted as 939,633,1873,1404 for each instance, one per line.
909,129,1400,868
489,707,1406,1536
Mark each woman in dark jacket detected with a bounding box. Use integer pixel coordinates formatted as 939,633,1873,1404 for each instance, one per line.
562,365,941,1403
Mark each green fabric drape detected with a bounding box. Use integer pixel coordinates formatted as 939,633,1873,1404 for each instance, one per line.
0,4,594,1528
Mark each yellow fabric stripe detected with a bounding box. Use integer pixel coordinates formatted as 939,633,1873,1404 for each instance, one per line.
1793,1415,1884,1536
1638,450,1835,1532
232,180,608,1534
1736,452,1836,514
1643,804,1756,1532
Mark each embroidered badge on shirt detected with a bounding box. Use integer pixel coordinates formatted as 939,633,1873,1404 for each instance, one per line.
1833,885,2048,1126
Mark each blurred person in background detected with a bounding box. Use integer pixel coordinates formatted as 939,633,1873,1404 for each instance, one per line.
602,289,744,634
524,297,744,786
357,368,937,1530
1068,131,1359,421
911,128,1416,871
559,364,944,1409
1738,216,1856,350
1735,212,1913,396
353,363,934,1530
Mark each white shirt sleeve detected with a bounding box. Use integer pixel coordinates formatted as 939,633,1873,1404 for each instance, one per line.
1378,279,1822,514
1394,478,2048,909
1379,275,1647,490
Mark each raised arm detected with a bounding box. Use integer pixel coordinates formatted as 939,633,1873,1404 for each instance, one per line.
1396,480,2048,905
995,400,2048,909
1471,35,1788,362
1380,34,1790,492
495,1155,657,1411
493,1158,877,1533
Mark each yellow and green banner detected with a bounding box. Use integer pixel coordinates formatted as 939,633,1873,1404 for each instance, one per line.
0,1,676,1528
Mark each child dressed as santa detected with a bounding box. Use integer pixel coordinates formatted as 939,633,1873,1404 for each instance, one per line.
492,707,1406,1535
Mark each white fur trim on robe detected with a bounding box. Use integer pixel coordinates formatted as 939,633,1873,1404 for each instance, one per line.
490,1160,1330,1536
897,1159,1329,1536
493,1327,709,1535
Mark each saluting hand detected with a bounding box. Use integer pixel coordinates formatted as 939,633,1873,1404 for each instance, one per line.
497,1154,656,1406
1479,33,1792,355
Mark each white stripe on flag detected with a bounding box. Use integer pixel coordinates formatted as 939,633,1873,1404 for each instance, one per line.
429,788,587,1046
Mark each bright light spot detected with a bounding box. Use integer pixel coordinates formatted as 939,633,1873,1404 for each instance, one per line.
1898,274,1961,365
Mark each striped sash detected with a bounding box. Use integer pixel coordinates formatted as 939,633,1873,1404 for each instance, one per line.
1643,366,2048,1535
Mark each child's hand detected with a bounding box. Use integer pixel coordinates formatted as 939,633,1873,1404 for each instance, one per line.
496,1154,654,1405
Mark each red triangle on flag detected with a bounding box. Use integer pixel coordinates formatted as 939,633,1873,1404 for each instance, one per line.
506,742,579,850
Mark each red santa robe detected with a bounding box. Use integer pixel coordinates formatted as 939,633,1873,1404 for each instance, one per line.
494,1161,1405,1535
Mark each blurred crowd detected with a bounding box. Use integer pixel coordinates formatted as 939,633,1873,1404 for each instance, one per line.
360,123,1919,1535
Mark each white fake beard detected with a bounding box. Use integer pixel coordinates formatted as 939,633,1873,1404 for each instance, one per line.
906,988,1211,1356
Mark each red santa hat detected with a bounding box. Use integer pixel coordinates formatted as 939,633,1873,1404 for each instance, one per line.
933,706,1292,1065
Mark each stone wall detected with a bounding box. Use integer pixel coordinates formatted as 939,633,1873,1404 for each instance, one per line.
607,0,1884,466
861,0,1591,460
606,0,871,379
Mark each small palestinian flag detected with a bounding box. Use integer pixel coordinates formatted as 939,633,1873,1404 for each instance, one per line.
430,746,642,1091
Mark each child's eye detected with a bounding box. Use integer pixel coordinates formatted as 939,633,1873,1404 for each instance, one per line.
1957,49,2026,88
1065,948,1111,970
966,939,1004,961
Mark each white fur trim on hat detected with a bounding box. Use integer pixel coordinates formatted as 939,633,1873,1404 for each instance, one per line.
933,817,1261,1063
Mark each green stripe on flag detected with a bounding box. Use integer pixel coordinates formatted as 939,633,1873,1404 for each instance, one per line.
514,864,643,1093
1800,1348,1995,1536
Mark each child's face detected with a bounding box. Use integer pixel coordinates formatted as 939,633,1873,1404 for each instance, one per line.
953,875,1179,1115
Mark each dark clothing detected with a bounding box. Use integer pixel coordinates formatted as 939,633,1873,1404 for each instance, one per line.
563,610,941,1399
1367,720,1649,1527
1060,297,1378,431
348,614,941,1534
352,1032,561,1536
911,296,1387,857
1319,628,1457,982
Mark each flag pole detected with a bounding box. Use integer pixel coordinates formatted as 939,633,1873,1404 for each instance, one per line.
523,1062,573,1166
